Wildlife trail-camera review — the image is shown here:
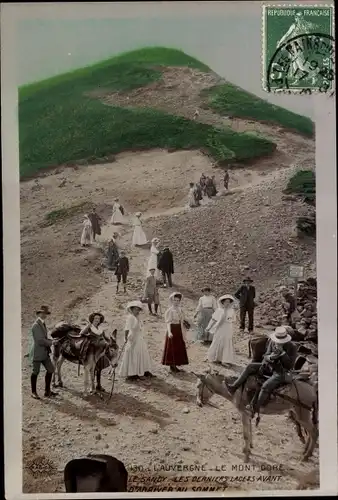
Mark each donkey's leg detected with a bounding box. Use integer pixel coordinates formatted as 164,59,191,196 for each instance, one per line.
51,356,57,387
56,355,65,388
288,409,305,444
249,417,253,449
83,363,90,396
241,412,252,462
295,408,317,461
89,365,96,394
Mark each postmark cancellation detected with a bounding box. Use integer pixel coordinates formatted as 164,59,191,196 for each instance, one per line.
262,4,335,94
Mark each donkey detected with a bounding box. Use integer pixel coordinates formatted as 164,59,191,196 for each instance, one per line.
193,368,318,463
50,322,119,396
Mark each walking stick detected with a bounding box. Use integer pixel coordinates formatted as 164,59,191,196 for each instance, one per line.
106,339,128,403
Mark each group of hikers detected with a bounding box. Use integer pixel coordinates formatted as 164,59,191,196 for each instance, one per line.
28,172,315,423
188,170,230,208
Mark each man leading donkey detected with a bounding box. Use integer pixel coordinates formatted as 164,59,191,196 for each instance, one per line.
226,326,298,416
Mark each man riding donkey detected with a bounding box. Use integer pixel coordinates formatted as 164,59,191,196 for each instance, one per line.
226,326,298,417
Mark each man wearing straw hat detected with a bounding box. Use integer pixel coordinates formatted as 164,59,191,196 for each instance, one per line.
226,326,297,414
30,305,58,399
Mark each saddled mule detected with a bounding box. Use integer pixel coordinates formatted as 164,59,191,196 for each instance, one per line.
194,368,318,463
50,322,119,395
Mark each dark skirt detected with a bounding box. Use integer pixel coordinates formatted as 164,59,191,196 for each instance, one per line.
161,323,189,366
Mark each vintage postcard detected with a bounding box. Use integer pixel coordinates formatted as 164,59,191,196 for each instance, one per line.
1,1,337,498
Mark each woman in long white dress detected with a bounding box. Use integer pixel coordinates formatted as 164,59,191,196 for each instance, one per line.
80,215,93,246
194,287,217,343
206,294,236,365
110,198,125,225
118,300,154,381
146,238,160,277
132,212,148,246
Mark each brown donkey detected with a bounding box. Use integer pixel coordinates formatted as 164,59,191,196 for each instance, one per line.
194,368,318,463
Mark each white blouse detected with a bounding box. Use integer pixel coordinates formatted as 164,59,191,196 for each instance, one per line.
125,314,142,344
195,295,217,313
165,307,185,324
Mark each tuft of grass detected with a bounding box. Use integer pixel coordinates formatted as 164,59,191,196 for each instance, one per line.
201,83,314,137
43,201,93,226
284,170,316,205
19,47,308,178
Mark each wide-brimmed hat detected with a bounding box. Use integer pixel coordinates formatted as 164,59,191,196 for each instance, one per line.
269,326,292,344
151,237,160,243
148,267,156,272
36,305,51,315
126,300,144,313
243,277,253,283
169,292,183,302
218,294,235,304
135,212,142,217
88,312,105,325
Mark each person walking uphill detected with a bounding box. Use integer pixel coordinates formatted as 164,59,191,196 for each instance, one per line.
30,305,58,399
162,292,190,373
143,268,160,316
235,277,256,334
157,247,174,288
115,251,129,293
88,207,102,242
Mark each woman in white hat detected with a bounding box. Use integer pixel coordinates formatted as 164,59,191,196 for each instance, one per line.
132,212,148,247
146,237,160,277
119,300,154,381
80,214,93,247
205,294,236,365
110,198,125,225
226,326,298,415
194,287,217,344
161,292,189,373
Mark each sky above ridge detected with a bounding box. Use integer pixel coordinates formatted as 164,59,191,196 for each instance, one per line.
17,14,314,118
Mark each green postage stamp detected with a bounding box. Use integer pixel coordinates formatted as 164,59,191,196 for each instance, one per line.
262,4,335,93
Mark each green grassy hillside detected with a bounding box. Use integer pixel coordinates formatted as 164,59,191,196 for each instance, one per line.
19,47,313,178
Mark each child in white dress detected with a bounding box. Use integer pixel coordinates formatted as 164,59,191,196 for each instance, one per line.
146,238,160,277
206,294,236,365
132,212,148,246
119,300,154,381
110,198,125,225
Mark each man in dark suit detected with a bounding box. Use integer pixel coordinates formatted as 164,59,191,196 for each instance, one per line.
226,326,298,415
30,305,57,399
235,277,256,333
158,247,174,288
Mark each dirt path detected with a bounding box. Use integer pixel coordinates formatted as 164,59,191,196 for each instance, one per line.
22,165,317,494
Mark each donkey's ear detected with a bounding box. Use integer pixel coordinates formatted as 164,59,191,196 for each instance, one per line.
111,329,117,339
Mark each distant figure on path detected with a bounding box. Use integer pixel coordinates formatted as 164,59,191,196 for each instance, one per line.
143,268,160,316
282,290,297,327
195,182,203,202
119,301,154,381
223,170,230,190
188,182,200,208
200,173,207,195
193,109,199,120
81,215,93,247
147,238,160,277
30,305,57,399
194,287,217,343
235,277,256,334
110,198,125,225
106,233,120,271
205,176,216,198
157,247,174,288
162,292,190,374
132,212,148,247
115,250,129,294
206,294,236,365
88,207,102,242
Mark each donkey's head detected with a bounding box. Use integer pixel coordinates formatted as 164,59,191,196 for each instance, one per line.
192,367,226,407
103,329,119,368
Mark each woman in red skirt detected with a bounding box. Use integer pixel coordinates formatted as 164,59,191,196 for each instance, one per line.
161,292,189,373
